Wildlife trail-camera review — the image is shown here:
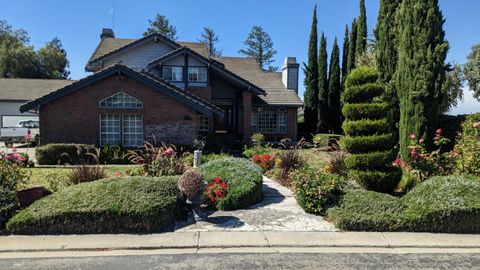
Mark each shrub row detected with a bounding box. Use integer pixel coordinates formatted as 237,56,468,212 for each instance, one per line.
342,103,389,121
291,167,346,214
340,134,396,154
327,175,480,233
201,157,263,210
7,176,183,234
36,144,94,165
342,119,389,136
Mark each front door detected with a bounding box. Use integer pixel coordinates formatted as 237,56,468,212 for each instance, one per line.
214,106,232,134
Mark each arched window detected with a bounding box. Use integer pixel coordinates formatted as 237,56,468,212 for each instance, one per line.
99,92,143,108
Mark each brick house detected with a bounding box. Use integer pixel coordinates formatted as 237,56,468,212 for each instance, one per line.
21,28,303,147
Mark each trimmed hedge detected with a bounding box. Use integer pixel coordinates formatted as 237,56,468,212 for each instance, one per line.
340,134,395,154
342,119,389,136
340,67,400,192
327,175,480,233
0,187,17,232
36,144,94,165
291,167,346,214
6,176,183,234
201,157,263,210
343,103,389,121
344,150,396,170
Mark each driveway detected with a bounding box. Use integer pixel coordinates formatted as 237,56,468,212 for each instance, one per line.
176,176,336,232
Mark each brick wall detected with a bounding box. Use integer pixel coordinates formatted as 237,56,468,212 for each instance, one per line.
39,74,199,145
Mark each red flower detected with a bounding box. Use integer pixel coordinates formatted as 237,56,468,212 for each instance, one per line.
25,131,31,142
436,128,442,134
410,149,418,159
409,134,416,139
393,158,402,166
163,148,175,156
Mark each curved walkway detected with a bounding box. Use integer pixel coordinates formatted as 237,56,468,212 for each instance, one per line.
176,176,337,232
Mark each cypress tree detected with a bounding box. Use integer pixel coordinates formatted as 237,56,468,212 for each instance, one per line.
317,33,329,133
341,67,401,192
356,0,368,58
375,0,401,140
328,38,342,134
396,0,449,159
347,19,357,74
341,25,350,86
303,5,319,132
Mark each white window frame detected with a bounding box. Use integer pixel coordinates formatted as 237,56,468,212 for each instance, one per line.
99,92,143,109
188,67,208,82
251,108,288,135
163,66,183,82
100,114,143,147
198,114,209,133
100,114,122,146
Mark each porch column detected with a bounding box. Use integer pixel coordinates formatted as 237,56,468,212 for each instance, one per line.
242,91,252,141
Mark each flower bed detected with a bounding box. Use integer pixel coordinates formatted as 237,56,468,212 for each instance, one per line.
201,157,262,210
7,176,183,234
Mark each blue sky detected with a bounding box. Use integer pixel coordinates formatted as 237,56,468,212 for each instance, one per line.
2,0,479,114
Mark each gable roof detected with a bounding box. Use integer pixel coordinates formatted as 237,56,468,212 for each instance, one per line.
87,34,209,66
216,57,303,106
0,78,75,101
20,64,224,117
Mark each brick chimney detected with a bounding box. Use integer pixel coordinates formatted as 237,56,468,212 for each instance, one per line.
281,57,299,93
100,28,115,39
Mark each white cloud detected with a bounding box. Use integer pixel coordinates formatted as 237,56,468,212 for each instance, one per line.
449,87,480,115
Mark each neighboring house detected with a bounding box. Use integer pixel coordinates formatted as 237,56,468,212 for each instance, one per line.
21,28,303,147
0,79,73,128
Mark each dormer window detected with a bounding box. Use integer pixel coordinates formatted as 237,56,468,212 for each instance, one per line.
99,92,143,108
188,67,207,82
163,66,183,82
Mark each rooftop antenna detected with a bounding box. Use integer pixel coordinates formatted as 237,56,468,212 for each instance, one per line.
108,1,115,31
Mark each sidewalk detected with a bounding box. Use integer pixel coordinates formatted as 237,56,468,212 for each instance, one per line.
1,232,480,253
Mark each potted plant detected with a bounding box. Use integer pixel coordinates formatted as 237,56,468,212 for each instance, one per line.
178,168,207,222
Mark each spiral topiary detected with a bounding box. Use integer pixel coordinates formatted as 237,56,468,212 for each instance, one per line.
341,67,401,192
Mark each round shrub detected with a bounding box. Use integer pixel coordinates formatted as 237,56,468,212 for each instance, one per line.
178,168,205,200
340,67,400,192
6,176,183,234
201,157,263,210
343,103,389,121
291,167,346,214
342,119,389,136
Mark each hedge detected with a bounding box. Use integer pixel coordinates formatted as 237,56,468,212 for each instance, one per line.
345,67,378,88
342,119,389,136
340,134,396,154
36,144,94,165
6,176,183,234
0,187,17,232
291,167,346,214
342,103,389,121
344,150,396,171
348,168,402,192
201,157,263,210
327,175,480,233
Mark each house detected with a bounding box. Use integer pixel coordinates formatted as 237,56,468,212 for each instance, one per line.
0,79,73,128
20,28,303,147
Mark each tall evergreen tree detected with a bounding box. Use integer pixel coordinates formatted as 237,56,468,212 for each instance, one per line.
347,19,358,73
327,38,342,134
341,25,350,86
317,33,329,133
144,14,178,40
375,0,401,138
302,6,319,132
239,26,278,71
396,0,449,159
356,0,368,58
199,27,222,57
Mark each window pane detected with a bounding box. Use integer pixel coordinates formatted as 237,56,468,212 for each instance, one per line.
100,114,121,146
188,67,207,82
100,92,143,109
198,114,209,132
251,108,287,135
123,115,143,147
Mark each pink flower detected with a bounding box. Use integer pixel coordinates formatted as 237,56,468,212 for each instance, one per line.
163,148,175,156
25,131,31,141
410,149,418,159
418,139,425,144
12,147,17,153
473,122,480,128
436,128,442,134
409,134,416,139
393,158,402,166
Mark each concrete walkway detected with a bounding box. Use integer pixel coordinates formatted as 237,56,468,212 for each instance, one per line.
176,176,336,232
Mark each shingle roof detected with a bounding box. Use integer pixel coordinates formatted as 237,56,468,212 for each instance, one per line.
0,78,75,101
20,64,224,117
215,57,303,106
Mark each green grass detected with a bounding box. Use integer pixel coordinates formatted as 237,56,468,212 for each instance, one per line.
327,175,480,233
286,149,330,170
7,176,183,234
19,166,136,192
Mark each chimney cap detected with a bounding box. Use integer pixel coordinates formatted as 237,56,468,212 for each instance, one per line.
100,28,115,39
282,57,299,69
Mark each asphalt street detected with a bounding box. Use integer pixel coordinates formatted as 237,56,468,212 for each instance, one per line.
1,252,480,270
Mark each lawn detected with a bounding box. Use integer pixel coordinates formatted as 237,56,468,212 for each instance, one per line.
19,166,135,192
297,148,330,170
